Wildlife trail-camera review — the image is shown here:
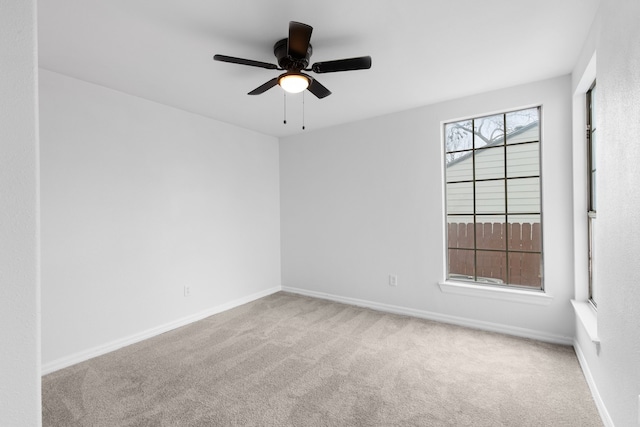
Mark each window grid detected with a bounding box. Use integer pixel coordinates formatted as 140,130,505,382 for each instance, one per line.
445,107,543,289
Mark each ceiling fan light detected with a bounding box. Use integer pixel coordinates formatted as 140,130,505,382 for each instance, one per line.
279,74,309,93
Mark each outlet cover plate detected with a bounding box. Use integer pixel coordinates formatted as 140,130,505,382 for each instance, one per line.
389,275,398,287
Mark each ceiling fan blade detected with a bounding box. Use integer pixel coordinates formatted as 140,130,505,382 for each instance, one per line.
311,56,372,73
307,77,331,99
214,54,278,70
288,21,313,58
248,77,279,95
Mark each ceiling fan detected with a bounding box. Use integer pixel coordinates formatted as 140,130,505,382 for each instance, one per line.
213,21,372,99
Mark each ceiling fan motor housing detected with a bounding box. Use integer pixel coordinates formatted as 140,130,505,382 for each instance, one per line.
274,38,312,71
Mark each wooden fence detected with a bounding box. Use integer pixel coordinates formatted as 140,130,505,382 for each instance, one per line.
447,222,541,287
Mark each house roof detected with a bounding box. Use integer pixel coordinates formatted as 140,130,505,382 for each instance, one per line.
446,120,540,168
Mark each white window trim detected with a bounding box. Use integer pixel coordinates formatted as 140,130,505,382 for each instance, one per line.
438,280,553,306
570,52,599,346
571,299,600,343
572,53,596,302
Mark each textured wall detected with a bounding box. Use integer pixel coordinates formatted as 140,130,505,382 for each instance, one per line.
0,0,42,425
594,0,640,424
39,70,281,367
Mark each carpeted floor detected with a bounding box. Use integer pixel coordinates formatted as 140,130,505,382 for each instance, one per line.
42,292,602,426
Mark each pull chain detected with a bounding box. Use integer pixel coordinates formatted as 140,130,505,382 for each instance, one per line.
302,91,306,130
283,92,287,124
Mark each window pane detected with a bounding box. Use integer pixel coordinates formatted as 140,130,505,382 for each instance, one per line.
475,216,506,250
476,179,505,214
506,108,539,144
508,218,541,253
507,177,539,213
445,120,473,153
474,114,504,149
591,171,596,210
447,214,473,223
590,130,596,210
590,86,596,128
475,147,504,180
448,249,475,278
476,250,507,284
446,150,473,182
589,217,598,302
591,131,596,173
507,142,539,178
508,252,542,288
447,221,475,249
446,182,473,214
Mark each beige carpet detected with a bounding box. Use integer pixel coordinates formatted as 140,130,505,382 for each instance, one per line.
42,292,602,426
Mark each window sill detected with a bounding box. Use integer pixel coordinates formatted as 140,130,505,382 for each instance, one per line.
571,300,600,344
438,280,553,306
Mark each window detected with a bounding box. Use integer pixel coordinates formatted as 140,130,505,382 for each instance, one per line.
444,107,543,289
587,82,597,306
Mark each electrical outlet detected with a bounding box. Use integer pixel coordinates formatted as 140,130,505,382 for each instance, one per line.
184,285,191,297
389,274,398,287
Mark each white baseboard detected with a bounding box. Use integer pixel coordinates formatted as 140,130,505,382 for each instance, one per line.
41,286,281,375
573,339,614,427
282,286,573,345
44,285,574,375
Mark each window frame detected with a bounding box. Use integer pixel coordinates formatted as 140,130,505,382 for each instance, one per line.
443,107,544,291
586,81,597,307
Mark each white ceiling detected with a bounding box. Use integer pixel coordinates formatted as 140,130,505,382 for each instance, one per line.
38,0,600,138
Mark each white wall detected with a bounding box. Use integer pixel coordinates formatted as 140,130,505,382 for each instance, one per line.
39,70,281,369
281,75,575,342
572,0,640,425
0,0,41,425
